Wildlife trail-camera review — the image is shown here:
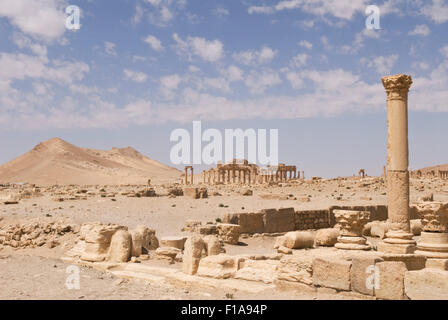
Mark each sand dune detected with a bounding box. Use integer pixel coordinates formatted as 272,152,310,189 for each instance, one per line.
0,138,182,185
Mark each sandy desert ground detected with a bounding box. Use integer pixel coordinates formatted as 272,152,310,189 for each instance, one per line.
0,139,447,300
0,177,447,299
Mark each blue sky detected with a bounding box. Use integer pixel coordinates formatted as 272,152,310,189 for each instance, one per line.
0,0,447,177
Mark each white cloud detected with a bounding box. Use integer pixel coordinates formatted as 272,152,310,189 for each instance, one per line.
13,33,48,60
104,41,117,56
409,24,431,36
248,0,369,20
361,54,399,75
248,6,274,14
299,40,313,49
143,0,186,26
123,100,152,125
144,34,164,51
203,77,231,93
5,59,448,130
0,52,89,84
221,65,244,82
188,65,200,73
412,61,430,71
214,7,229,17
286,72,304,89
123,69,147,83
133,3,144,24
245,70,282,94
342,29,381,54
173,33,224,63
320,36,332,50
160,73,182,98
190,37,224,62
233,46,277,66
440,45,448,58
421,0,448,23
275,0,300,11
132,55,146,63
291,53,308,68
161,74,181,89
0,0,66,40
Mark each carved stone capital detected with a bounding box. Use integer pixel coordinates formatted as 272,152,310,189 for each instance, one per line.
334,210,370,237
413,202,448,232
382,74,413,100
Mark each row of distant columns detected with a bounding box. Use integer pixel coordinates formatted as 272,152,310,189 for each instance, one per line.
203,169,254,184
201,169,305,184
259,170,302,183
438,171,448,179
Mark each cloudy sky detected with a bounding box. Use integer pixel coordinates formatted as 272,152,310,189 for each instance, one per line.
0,0,447,177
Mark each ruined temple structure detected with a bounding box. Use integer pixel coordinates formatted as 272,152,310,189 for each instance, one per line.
440,171,448,180
201,159,298,185
411,169,448,180
183,166,194,185
358,169,366,178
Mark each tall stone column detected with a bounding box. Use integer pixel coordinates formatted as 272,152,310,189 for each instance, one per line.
380,74,416,253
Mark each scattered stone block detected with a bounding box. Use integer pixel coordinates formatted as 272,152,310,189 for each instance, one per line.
108,230,132,263
277,246,292,254
350,256,384,296
379,253,426,271
425,258,448,270
234,259,280,284
404,269,448,300
278,255,313,286
198,225,217,235
375,261,408,300
196,254,243,279
184,187,199,199
312,257,352,291
410,219,422,236
183,220,201,232
160,236,187,250
184,187,208,199
282,231,314,249
168,187,183,196
130,227,144,257
156,247,181,260
315,228,339,247
217,223,241,245
203,235,224,256
377,242,416,254
182,234,206,275
81,223,126,262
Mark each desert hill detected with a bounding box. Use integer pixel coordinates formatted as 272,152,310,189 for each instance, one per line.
0,138,182,185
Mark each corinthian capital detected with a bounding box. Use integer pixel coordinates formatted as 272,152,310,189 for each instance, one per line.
382,74,413,92
413,202,448,232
